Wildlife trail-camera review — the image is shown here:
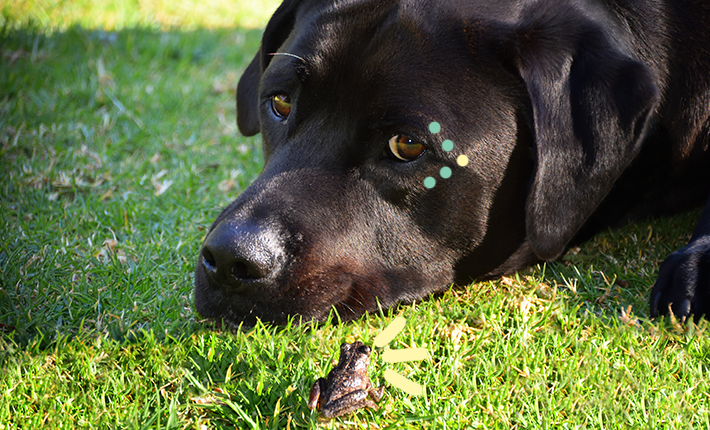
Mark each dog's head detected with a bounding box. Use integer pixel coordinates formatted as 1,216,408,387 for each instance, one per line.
194,0,659,326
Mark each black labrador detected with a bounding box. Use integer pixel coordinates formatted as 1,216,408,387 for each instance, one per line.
194,0,710,326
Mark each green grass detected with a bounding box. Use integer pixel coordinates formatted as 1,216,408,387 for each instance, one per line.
1,1,709,428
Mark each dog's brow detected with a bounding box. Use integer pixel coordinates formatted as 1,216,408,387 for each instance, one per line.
268,52,311,82
268,52,306,63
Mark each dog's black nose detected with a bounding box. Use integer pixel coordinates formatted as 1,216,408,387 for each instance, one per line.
200,220,283,291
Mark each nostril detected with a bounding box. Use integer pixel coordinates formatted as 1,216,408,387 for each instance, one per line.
202,248,217,272
232,261,255,280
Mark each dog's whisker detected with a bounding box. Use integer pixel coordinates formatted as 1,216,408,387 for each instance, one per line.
344,293,365,309
334,299,357,317
330,273,385,319
349,274,381,297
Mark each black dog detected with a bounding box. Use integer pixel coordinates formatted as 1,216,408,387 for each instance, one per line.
195,0,710,326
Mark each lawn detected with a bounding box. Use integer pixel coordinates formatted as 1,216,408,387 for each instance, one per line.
1,1,709,428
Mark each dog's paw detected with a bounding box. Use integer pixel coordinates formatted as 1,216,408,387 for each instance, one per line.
650,236,710,321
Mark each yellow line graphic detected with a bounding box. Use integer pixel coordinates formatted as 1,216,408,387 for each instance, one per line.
384,369,423,396
373,316,406,347
374,317,428,396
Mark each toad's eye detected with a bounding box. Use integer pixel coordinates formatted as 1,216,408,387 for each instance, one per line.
387,134,426,161
271,93,292,118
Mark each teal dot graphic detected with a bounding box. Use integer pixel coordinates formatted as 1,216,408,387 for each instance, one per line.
424,121,459,189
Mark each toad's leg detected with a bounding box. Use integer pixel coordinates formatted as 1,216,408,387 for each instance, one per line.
369,385,385,403
307,378,327,410
321,390,378,419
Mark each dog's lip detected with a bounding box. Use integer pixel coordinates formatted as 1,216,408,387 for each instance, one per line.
195,260,376,324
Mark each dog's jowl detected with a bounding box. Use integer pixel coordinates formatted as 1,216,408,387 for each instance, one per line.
195,0,710,326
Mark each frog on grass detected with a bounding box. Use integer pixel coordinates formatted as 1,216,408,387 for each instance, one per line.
308,341,385,419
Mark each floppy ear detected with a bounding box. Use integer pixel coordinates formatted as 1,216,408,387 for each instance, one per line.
236,0,300,136
516,18,660,260
236,54,262,136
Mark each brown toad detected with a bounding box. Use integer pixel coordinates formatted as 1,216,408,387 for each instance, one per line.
307,341,385,419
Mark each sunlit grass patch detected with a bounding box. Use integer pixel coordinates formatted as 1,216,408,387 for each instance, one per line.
1,0,282,31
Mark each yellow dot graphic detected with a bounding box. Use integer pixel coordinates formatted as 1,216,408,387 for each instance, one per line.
457,154,469,166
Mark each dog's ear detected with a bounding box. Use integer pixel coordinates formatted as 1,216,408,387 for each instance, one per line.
236,54,262,136
237,0,300,136
514,16,660,260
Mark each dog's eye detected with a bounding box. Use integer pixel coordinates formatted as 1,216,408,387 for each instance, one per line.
271,93,292,118
388,134,426,161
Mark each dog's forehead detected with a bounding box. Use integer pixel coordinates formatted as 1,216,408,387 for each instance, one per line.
283,0,518,85
275,2,456,110
295,1,416,73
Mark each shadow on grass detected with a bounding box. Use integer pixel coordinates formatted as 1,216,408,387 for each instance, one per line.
0,22,265,347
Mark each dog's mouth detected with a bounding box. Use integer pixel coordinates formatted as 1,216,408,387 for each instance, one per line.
192,211,439,326
194,249,402,326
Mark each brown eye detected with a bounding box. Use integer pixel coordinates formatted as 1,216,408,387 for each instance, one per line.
388,134,426,161
271,93,292,118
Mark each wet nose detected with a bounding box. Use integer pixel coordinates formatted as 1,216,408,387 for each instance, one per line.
200,220,284,291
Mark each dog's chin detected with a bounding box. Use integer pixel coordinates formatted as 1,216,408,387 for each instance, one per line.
194,257,397,327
